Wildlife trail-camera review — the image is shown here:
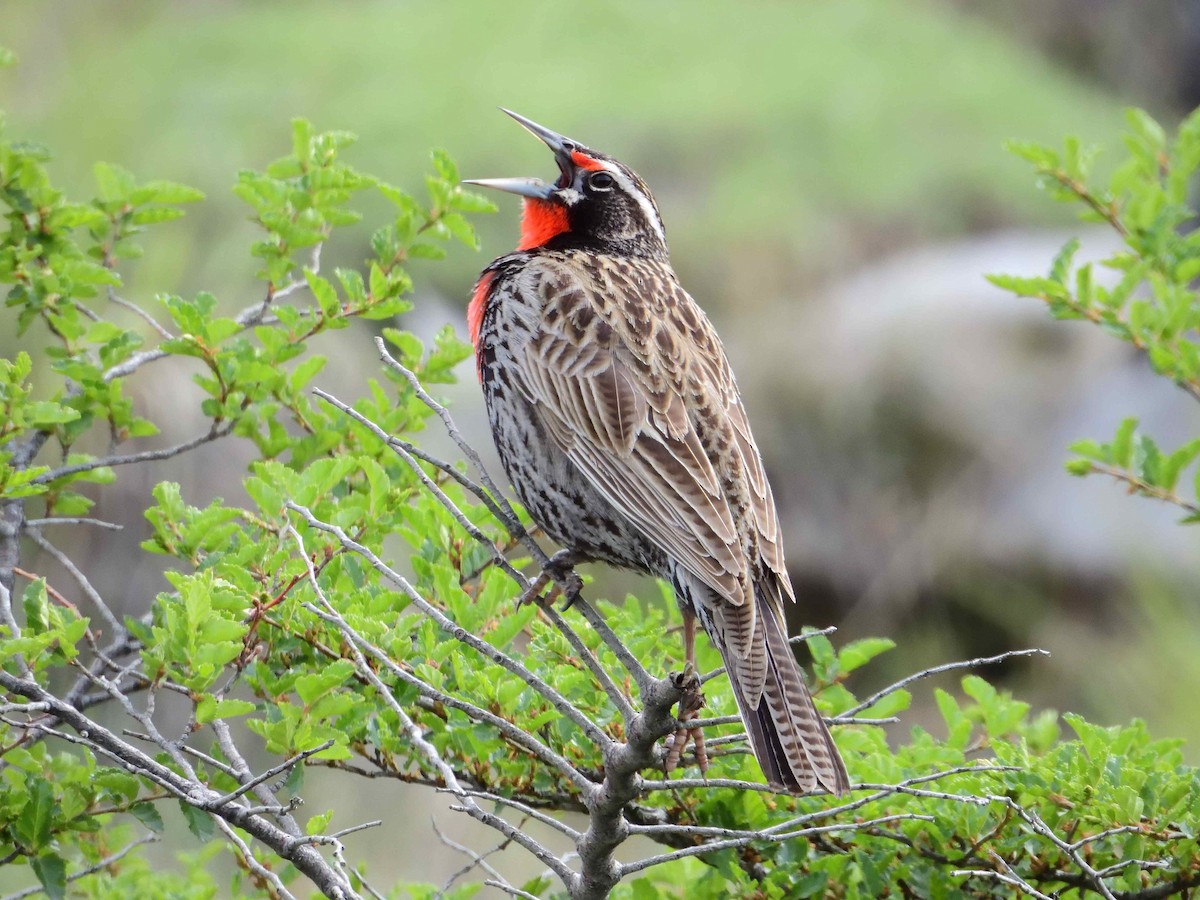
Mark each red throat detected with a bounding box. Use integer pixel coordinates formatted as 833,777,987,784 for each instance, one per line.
467,271,494,381
518,198,570,250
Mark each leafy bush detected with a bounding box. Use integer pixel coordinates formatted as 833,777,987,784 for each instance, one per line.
990,106,1200,522
2,43,1199,898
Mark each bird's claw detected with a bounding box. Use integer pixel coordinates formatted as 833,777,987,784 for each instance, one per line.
555,570,584,610
664,662,708,778
516,550,582,611
515,570,552,609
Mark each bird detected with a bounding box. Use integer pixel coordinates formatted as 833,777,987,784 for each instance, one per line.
464,109,850,795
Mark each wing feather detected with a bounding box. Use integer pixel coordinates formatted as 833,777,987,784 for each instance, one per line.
514,257,786,616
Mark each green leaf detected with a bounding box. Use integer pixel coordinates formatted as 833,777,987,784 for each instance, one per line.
22,579,50,634
289,355,327,391
431,148,459,183
30,854,66,900
129,180,205,205
368,261,388,300
441,212,479,249
196,697,258,723
24,401,80,427
1005,140,1058,168
129,802,166,833
1125,107,1166,151
1111,417,1138,468
179,801,215,842
450,188,497,214
16,778,56,849
292,118,315,165
1133,434,1162,484
836,637,895,673
1065,458,1094,476
861,688,911,718
306,810,334,836
93,161,136,203
1049,237,1080,284
294,659,355,705
1161,438,1200,491
305,269,339,316
408,242,447,260
129,206,186,226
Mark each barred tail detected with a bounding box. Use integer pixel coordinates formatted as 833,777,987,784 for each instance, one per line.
715,592,851,795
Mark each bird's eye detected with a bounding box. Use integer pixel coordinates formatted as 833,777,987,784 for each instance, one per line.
587,171,615,191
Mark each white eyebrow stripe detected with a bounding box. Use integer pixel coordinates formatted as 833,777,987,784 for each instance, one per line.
604,162,666,245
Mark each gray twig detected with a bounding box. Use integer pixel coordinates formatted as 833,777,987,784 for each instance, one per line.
840,648,1051,718
26,528,122,635
33,423,235,484
23,517,123,531
312,387,529,588
212,740,334,806
954,850,1057,900
286,503,610,750
107,288,174,339
0,834,160,900
374,337,532,551
434,820,514,898
284,523,591,794
620,813,935,877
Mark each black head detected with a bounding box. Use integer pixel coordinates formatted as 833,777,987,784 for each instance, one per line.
466,109,668,259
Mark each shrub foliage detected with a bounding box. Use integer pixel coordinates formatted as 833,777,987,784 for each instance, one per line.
1,49,1199,898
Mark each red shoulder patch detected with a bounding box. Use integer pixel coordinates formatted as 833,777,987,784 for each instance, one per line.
467,271,495,381
517,198,570,250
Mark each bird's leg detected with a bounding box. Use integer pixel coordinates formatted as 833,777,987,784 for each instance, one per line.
517,548,583,610
664,613,708,778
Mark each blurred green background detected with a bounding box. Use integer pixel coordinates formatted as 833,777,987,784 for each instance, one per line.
5,0,1199,890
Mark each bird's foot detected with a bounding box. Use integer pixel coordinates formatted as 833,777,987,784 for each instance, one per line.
516,570,552,609
664,663,708,778
552,569,584,611
516,549,582,610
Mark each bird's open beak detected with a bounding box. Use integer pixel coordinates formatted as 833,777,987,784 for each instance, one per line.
463,109,579,200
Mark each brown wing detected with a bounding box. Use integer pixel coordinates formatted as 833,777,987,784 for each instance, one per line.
512,256,792,663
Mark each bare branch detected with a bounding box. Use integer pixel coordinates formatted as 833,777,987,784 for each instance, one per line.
285,522,580,889
434,820,513,898
0,834,159,900
620,813,935,877
1087,462,1200,516
25,527,122,634
285,523,592,794
953,857,1057,900
567,596,654,697
99,276,317,384
213,818,301,900
455,789,582,841
288,819,383,848
33,422,235,484
107,288,174,340
212,740,334,807
532,596,637,725
840,648,1051,718
483,881,541,900
985,795,1118,900
0,669,359,899
312,387,529,588
374,337,534,555
286,503,611,750
0,582,27,676
23,517,123,531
